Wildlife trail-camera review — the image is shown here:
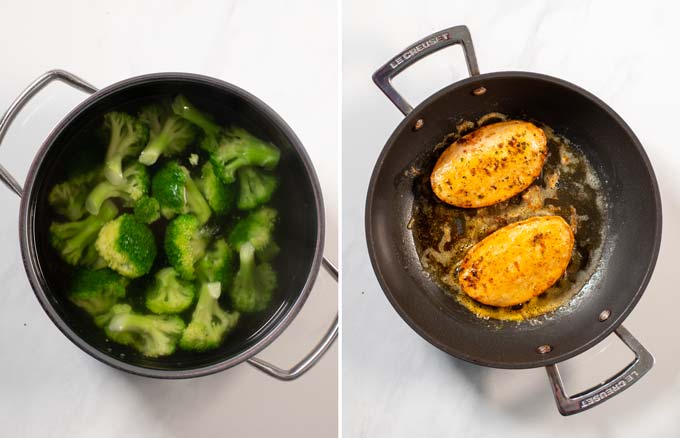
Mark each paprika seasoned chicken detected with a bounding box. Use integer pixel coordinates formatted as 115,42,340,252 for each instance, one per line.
458,216,574,307
431,120,548,208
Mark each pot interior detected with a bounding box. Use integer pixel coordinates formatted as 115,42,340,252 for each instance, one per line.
23,75,322,375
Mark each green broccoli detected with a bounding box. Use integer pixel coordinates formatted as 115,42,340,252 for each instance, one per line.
85,162,149,215
179,283,239,352
151,160,212,224
50,200,119,266
164,214,210,280
80,243,109,269
68,268,128,316
257,241,280,262
198,162,235,215
95,214,157,278
210,127,280,184
145,267,195,314
104,304,185,357
133,196,161,224
102,112,148,186
196,238,234,286
230,242,277,313
171,95,222,152
228,207,278,313
228,206,278,253
48,169,100,221
237,166,277,210
138,103,197,165
94,302,132,328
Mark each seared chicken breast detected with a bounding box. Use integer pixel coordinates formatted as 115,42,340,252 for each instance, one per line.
431,120,547,208
458,216,574,307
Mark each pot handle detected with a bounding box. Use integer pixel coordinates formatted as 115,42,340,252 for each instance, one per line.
247,257,338,381
372,25,480,116
545,325,654,415
0,70,98,197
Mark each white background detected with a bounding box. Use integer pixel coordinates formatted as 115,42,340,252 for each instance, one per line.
343,0,680,437
0,1,338,437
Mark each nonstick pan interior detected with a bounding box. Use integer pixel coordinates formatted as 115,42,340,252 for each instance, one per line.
366,72,661,368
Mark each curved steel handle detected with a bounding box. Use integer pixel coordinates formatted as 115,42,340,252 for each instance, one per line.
545,325,654,416
248,257,338,381
372,25,480,116
0,69,98,197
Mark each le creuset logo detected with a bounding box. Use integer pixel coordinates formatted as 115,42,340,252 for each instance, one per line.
579,370,640,408
389,32,451,69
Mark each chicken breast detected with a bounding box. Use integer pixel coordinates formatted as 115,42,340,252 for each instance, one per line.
458,216,574,307
431,120,547,208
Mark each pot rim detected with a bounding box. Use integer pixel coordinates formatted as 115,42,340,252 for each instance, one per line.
19,72,325,378
365,70,662,369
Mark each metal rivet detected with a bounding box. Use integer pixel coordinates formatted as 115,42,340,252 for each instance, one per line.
536,344,553,354
472,86,487,96
413,119,424,131
598,309,611,322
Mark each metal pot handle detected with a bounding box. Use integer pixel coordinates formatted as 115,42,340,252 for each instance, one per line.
248,257,338,380
545,325,654,415
372,25,480,116
0,69,98,197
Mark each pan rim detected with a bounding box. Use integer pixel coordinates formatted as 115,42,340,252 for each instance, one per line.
19,72,326,378
365,70,662,369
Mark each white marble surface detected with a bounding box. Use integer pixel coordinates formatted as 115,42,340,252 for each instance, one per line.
0,1,337,437
343,1,680,437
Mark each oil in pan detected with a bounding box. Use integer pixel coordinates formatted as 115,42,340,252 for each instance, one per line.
409,113,608,322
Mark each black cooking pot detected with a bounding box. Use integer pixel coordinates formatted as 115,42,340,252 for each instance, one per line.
0,70,337,379
366,26,661,415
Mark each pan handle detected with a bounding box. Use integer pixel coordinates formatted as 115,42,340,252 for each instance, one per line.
247,257,338,381
0,70,98,197
545,325,654,416
372,25,480,116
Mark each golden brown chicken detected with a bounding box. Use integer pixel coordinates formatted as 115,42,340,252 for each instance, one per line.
431,120,547,208
458,216,574,307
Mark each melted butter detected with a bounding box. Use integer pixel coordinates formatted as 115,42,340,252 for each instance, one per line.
411,115,607,322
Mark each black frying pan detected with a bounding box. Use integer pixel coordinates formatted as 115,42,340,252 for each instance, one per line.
366,26,662,415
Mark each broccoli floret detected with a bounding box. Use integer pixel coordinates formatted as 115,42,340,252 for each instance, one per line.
230,242,277,313
237,166,277,210
85,162,149,215
198,162,235,215
104,305,185,357
210,127,280,184
68,268,128,316
145,267,195,314
257,241,280,262
196,238,234,286
133,196,161,224
179,282,239,352
138,103,197,165
102,112,148,186
151,160,212,224
95,214,157,278
164,214,210,280
94,302,132,328
48,169,100,221
50,200,119,266
228,206,277,252
171,95,222,152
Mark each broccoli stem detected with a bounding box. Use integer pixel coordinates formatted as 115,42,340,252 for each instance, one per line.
85,181,123,215
138,134,169,166
172,95,220,138
104,156,125,186
185,176,212,225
